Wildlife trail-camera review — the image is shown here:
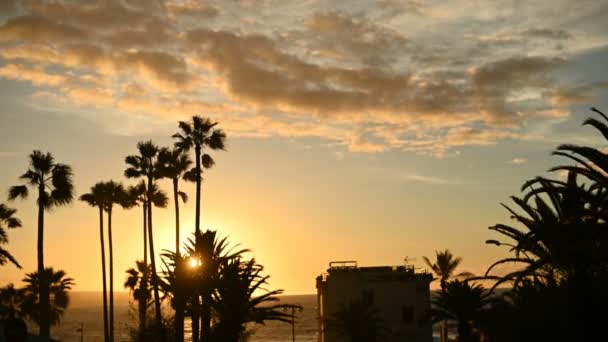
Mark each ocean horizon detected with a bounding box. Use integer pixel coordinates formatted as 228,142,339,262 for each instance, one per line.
47,292,318,342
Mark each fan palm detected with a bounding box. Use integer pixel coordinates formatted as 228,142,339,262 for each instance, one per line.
0,203,22,268
21,267,75,328
160,251,193,342
157,147,193,257
172,116,225,235
184,230,248,342
125,141,166,330
8,150,74,337
0,283,26,319
327,298,387,342
103,180,131,342
429,280,490,342
126,181,167,333
79,183,110,342
211,258,295,342
423,249,472,290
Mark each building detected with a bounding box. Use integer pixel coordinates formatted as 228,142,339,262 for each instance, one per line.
316,260,433,342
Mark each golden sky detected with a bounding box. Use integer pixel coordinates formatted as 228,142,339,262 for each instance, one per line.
1,0,608,293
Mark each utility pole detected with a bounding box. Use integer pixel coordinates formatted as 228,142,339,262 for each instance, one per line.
284,305,303,342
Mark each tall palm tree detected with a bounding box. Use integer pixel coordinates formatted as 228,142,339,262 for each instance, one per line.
126,181,167,333
157,147,193,257
79,183,110,342
0,203,22,268
125,141,165,329
103,180,130,342
185,230,248,342
173,117,225,342
172,116,226,235
327,298,387,342
21,267,75,328
8,150,74,337
423,249,471,290
211,258,295,341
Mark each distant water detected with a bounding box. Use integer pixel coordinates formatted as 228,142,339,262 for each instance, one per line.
49,292,317,342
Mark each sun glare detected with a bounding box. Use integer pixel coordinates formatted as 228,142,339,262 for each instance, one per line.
189,257,202,268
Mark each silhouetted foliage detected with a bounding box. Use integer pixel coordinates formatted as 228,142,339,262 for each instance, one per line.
0,203,22,268
8,150,74,337
423,249,472,290
327,298,387,342
0,284,26,319
20,268,74,327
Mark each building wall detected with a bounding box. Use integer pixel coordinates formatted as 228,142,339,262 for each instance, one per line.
317,268,432,342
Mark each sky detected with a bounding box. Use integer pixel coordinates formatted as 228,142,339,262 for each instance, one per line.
0,0,607,294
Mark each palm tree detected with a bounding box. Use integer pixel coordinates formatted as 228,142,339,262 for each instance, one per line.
184,230,248,342
125,141,165,329
423,250,472,290
160,251,193,342
126,181,167,333
0,203,22,268
79,183,110,342
428,280,490,342
173,117,226,342
8,150,74,336
157,147,193,257
327,298,387,342
103,180,130,342
172,116,226,235
21,267,75,328
0,284,26,319
211,257,295,341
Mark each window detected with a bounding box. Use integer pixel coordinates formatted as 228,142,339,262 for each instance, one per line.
402,306,414,324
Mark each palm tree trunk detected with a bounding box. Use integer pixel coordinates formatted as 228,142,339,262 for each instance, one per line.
192,145,202,342
108,208,115,342
99,206,110,342
194,145,201,234
191,296,200,342
38,184,51,337
174,179,180,257
173,179,185,341
140,203,147,334
200,292,211,342
147,178,162,330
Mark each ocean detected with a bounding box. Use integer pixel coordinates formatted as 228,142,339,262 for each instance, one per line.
49,292,318,342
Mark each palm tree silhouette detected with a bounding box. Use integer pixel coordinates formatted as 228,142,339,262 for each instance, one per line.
327,298,387,342
103,180,131,342
21,267,75,328
173,116,225,235
428,280,490,342
0,203,22,268
79,183,110,342
126,181,167,334
184,230,247,342
211,257,295,341
158,147,193,257
8,150,74,337
0,283,26,319
125,141,165,330
173,117,225,342
423,250,472,290
160,251,192,342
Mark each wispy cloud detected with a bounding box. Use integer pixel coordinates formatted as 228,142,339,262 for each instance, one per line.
508,158,528,165
401,174,459,185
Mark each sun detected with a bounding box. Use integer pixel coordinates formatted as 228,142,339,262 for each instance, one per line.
189,257,202,268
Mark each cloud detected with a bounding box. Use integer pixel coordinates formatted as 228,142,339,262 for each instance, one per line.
508,158,528,165
0,15,88,43
0,1,606,156
402,174,457,185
